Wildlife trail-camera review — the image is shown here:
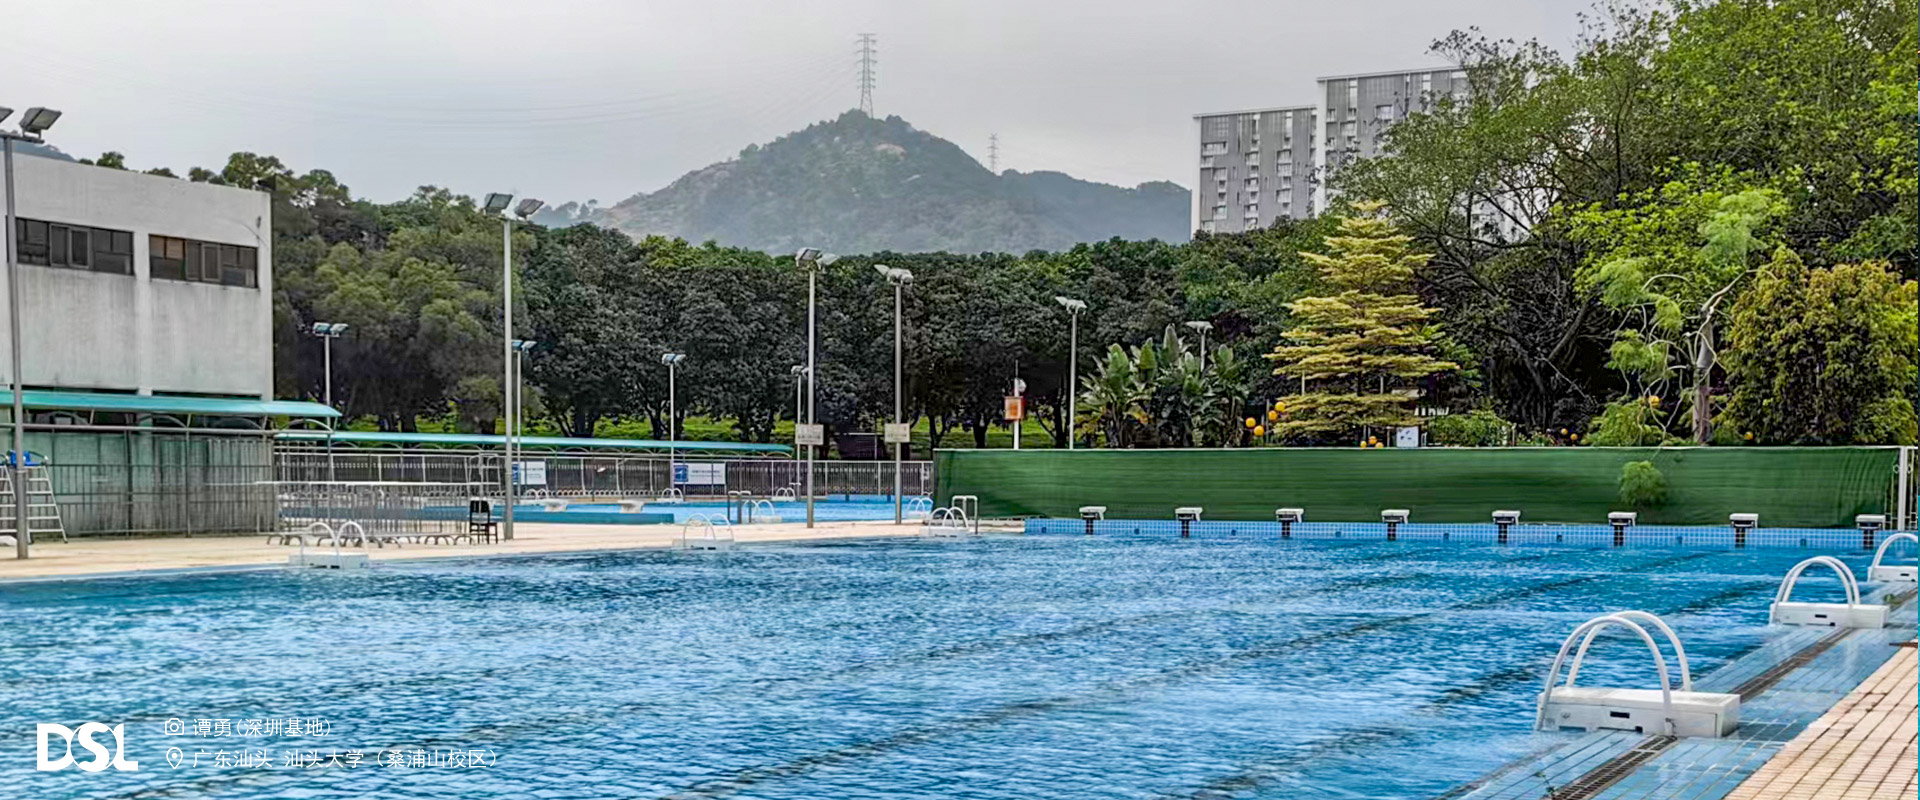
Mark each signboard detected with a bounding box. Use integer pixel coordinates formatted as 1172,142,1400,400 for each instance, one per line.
512,460,547,486
795,423,825,446
1394,427,1421,449
672,462,727,486
883,423,911,444
1003,396,1025,421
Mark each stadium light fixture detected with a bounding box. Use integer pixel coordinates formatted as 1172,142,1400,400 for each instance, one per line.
513,198,544,219
482,192,513,214
18,108,60,136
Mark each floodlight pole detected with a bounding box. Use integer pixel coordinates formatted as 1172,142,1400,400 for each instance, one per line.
806,266,816,528
1067,308,1080,450
501,215,515,541
3,134,24,558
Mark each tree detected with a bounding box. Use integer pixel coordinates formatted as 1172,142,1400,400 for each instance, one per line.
1722,257,1918,444
1265,202,1456,440
1570,179,1787,442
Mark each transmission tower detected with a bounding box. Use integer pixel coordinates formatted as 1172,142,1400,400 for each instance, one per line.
988,133,1000,173
856,34,878,116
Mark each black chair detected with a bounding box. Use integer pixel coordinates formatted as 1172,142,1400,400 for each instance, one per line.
466,498,498,544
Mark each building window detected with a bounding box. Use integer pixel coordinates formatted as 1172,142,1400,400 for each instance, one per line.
1375,104,1396,122
149,234,258,288
14,218,133,275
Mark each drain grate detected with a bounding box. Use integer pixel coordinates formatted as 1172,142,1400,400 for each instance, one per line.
1729,628,1852,700
1545,735,1677,800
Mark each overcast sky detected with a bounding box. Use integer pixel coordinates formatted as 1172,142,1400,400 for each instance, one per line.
6,0,1591,206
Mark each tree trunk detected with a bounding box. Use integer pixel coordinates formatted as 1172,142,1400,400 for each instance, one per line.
1693,318,1714,444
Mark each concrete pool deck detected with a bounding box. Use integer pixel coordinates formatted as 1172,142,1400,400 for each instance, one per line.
0,520,932,581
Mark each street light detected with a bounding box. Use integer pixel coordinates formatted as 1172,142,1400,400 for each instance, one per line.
1055,297,1087,450
789,365,807,470
875,265,913,523
794,247,837,527
3,105,60,560
661,352,685,488
511,339,537,442
486,192,540,540
310,322,349,408
1184,320,1214,371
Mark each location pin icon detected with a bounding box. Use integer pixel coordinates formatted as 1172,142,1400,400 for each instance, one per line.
166,748,184,769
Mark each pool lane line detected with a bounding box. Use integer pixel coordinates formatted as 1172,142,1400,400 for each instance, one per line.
1154,580,1782,800
648,550,1716,800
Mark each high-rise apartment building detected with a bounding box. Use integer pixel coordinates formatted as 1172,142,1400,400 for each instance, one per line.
1191,106,1315,235
1315,67,1468,189
1191,66,1469,234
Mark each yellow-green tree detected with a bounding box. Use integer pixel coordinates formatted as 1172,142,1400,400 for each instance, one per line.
1265,202,1455,439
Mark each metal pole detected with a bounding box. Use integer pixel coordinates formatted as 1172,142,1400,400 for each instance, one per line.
1067,312,1078,450
5,137,26,559
806,270,816,528
667,360,676,491
323,335,333,409
892,280,903,524
1899,446,1912,531
501,218,515,540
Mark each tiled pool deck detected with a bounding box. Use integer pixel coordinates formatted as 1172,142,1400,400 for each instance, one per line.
1724,645,1915,800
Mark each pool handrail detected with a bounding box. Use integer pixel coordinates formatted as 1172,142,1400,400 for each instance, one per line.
1771,555,1861,620
1869,532,1917,575
1563,610,1693,691
1537,613,1676,736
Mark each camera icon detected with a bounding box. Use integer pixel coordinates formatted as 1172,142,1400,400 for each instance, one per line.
162,718,186,736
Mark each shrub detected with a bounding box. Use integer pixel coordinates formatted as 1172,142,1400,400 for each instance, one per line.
1426,409,1512,447
1619,460,1668,507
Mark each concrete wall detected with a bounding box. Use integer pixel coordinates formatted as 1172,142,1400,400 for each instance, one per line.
0,152,273,398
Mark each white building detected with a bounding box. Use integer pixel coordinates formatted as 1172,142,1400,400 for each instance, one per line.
1,154,273,399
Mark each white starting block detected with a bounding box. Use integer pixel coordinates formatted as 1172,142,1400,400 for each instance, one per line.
288,552,370,570
617,499,648,513
1537,611,1740,738
537,498,569,512
1770,556,1886,629
1079,506,1108,520
1868,531,1917,584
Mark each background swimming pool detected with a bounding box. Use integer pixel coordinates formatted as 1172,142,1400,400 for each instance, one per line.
0,536,1887,799
525,494,916,524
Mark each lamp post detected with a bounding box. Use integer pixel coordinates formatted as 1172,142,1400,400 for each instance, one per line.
511,338,537,439
875,265,912,523
1055,297,1087,449
485,193,541,541
3,105,60,560
311,322,349,409
794,247,837,528
661,352,684,489
1185,320,1213,371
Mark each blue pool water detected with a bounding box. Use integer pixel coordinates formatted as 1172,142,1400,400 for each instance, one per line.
0,536,1889,799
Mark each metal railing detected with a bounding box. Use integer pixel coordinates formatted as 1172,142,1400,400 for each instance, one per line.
272,480,480,538
37,462,280,536
273,448,932,499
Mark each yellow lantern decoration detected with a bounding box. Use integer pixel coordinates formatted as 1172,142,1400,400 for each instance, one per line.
1254,425,1266,437
1569,433,1579,442
1744,431,1754,441
1244,417,1257,429
1559,428,1569,436
1647,395,1662,408
1267,409,1279,422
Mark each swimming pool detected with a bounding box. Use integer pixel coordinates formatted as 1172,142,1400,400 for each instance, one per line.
0,536,1893,799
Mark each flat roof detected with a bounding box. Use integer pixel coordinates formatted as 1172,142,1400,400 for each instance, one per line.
1316,65,1461,82
2,389,339,418
275,430,792,454
1194,104,1316,120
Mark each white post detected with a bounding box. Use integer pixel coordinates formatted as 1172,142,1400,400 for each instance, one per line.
892,279,903,524
667,359,676,490
1899,446,1912,531
4,136,25,558
323,335,334,409
1067,312,1078,450
501,218,515,541
806,270,816,528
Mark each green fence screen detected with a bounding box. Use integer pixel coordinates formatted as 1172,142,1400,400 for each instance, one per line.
935,447,1900,528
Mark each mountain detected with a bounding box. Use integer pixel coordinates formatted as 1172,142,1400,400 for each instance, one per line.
536,111,1190,254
